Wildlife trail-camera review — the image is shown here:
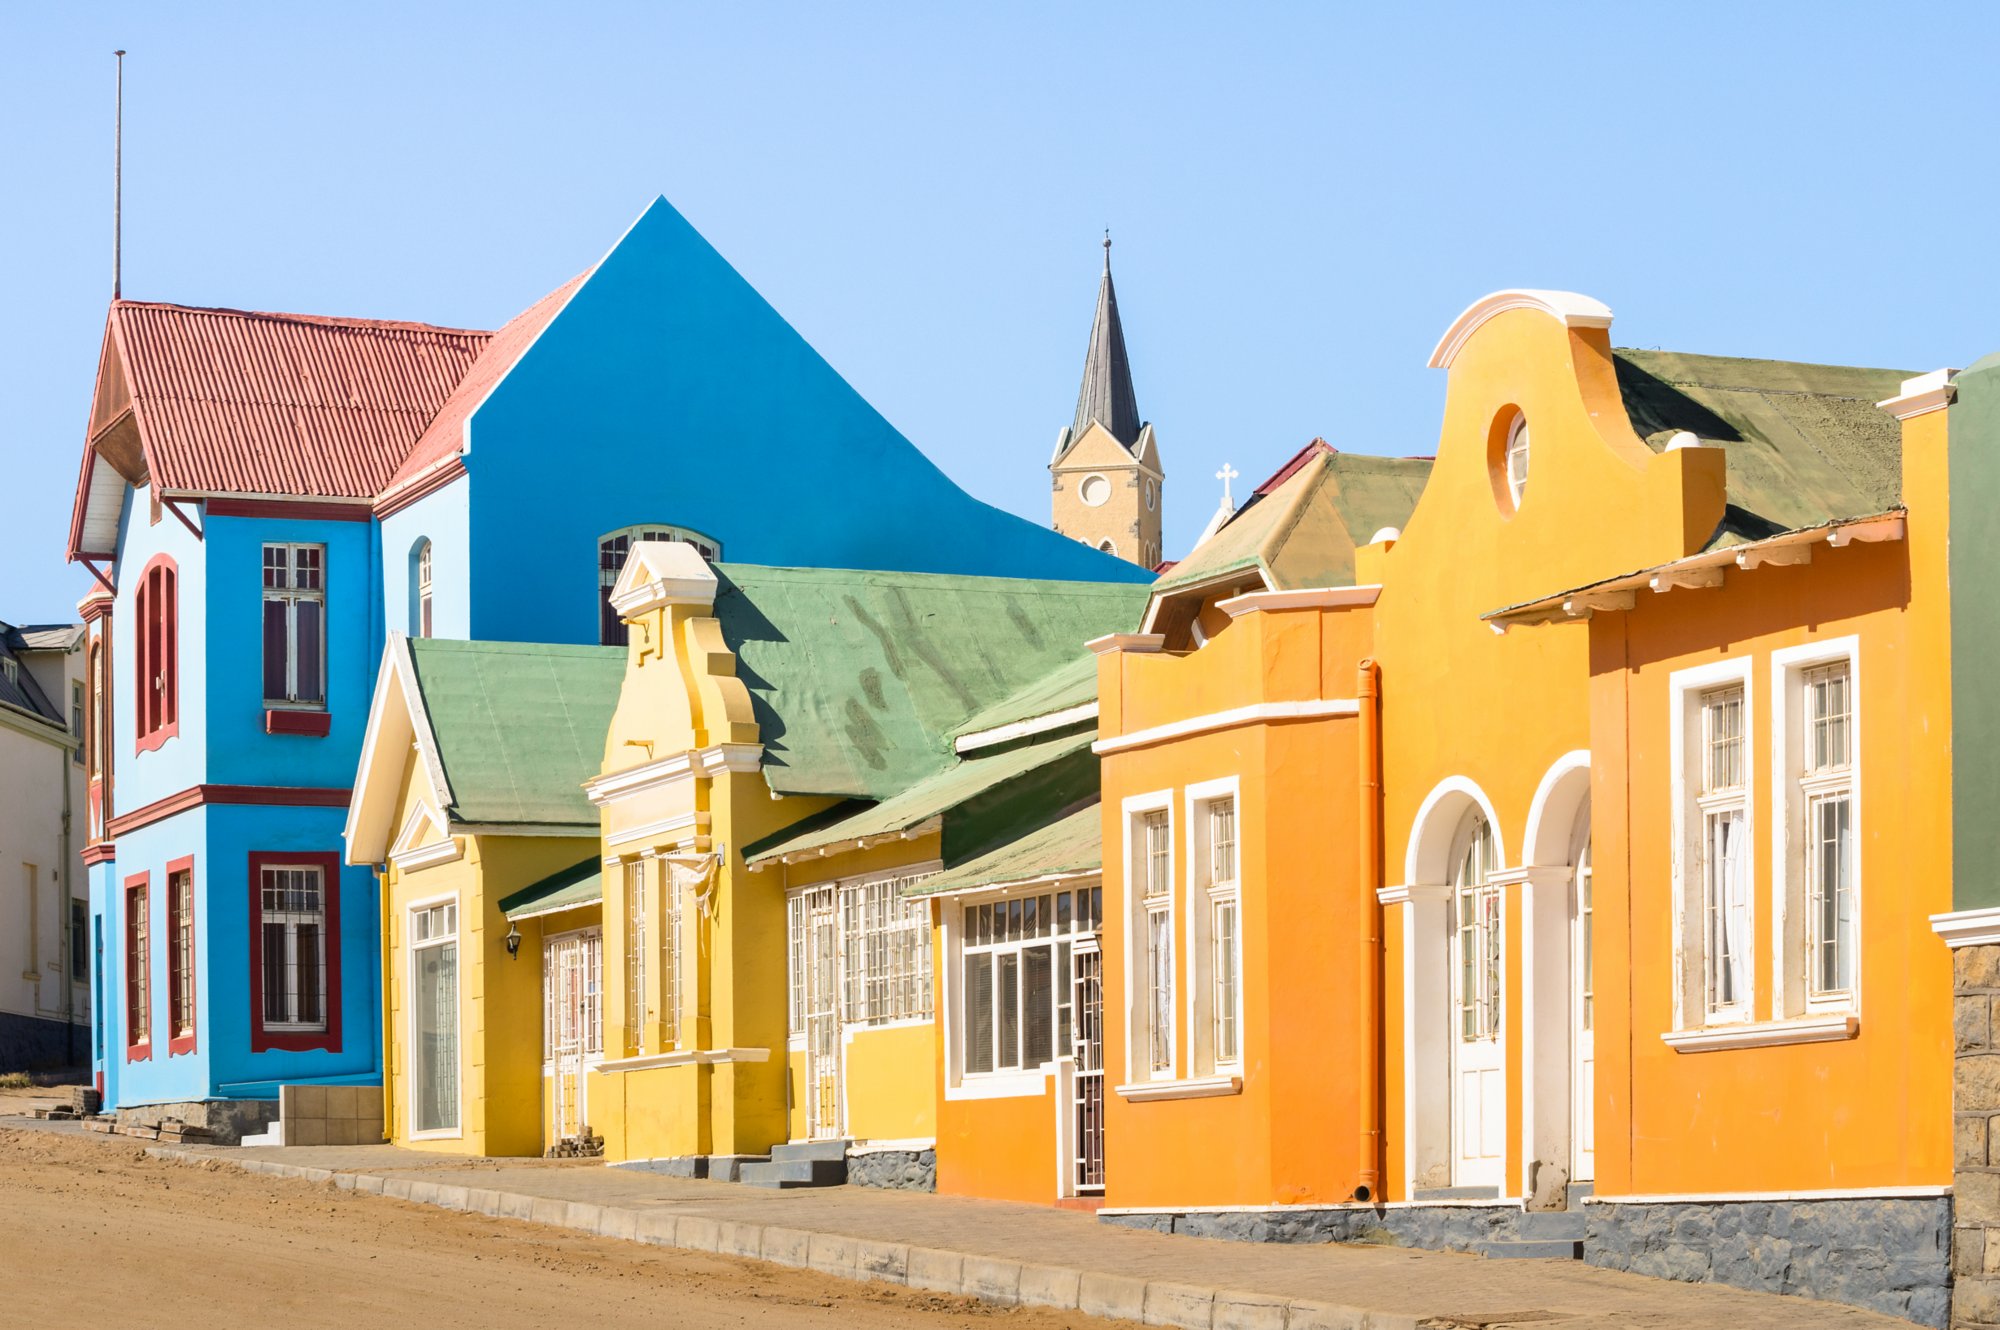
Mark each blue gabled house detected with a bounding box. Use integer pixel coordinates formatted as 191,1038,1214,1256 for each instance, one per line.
68,195,1148,1130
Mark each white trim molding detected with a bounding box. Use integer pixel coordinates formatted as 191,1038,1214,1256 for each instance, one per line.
1114,1075,1242,1102
955,702,1097,755
1093,699,1358,757
1932,907,2000,949
1087,633,1166,656
1877,368,1958,421
1661,1014,1858,1053
1584,1183,1947,1205
597,1046,772,1074
1376,882,1450,908
390,837,464,874
1217,585,1383,618
1428,290,1614,370
607,540,719,617
585,743,762,806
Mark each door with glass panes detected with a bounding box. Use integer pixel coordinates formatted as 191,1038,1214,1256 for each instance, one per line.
543,927,603,1146
799,886,843,1139
1450,813,1505,1189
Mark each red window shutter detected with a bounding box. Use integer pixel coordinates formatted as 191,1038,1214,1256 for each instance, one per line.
162,567,177,728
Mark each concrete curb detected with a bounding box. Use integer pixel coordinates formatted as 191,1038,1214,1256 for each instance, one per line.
143,1147,1418,1330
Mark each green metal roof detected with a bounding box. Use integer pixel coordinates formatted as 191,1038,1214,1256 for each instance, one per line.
407,639,625,827
711,564,1147,800
1612,349,1909,545
949,653,1098,742
1154,446,1431,596
499,857,603,921
744,732,1096,864
905,802,1102,897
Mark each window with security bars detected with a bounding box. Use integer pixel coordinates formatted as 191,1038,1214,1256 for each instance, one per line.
623,861,647,1056
1697,685,1751,1019
841,874,933,1026
263,544,326,707
135,558,178,745
125,881,150,1052
259,865,327,1030
168,869,194,1044
1138,809,1175,1076
962,885,1100,1076
660,862,684,1049
1799,660,1857,1004
787,892,806,1034
411,901,459,1133
597,526,721,646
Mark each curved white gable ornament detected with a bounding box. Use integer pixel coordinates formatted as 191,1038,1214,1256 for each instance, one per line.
1427,290,1615,370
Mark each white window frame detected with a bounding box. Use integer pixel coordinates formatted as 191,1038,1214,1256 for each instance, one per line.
1183,776,1243,1077
1121,790,1177,1083
621,858,648,1057
940,874,1099,1101
1770,636,1862,1020
1669,656,1757,1031
406,893,462,1140
1505,413,1531,509
262,542,327,709
258,862,330,1032
838,870,935,1029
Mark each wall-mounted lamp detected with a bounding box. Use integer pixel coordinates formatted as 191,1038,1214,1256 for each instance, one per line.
504,921,522,960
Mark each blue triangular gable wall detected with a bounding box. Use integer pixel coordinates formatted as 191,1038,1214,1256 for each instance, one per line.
466,196,1150,645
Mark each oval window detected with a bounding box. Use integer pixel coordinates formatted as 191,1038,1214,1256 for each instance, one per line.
1505,416,1530,508
1079,474,1112,507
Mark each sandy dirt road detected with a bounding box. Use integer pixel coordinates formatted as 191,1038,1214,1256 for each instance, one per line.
0,1121,1106,1330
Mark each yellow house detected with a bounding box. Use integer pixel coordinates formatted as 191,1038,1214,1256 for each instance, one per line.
587,542,1144,1183
345,635,623,1155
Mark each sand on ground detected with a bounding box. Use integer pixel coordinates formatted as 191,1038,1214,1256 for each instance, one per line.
0,1113,1107,1330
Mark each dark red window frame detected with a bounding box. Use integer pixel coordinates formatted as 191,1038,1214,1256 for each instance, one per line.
124,871,151,1062
247,850,343,1054
165,855,197,1056
134,554,179,754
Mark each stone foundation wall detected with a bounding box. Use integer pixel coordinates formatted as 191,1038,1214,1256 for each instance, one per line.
1103,1203,1521,1254
0,1010,86,1072
846,1147,935,1192
117,1097,279,1146
1588,1197,1950,1328
1956,943,2000,1328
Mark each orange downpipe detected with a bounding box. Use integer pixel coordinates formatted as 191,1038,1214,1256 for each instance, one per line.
1356,659,1383,1201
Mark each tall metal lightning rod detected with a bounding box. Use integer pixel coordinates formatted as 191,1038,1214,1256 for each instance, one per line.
113,49,125,299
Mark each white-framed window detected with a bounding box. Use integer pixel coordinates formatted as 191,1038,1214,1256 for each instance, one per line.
411,538,434,639
1772,638,1860,1017
841,873,933,1027
1452,811,1501,1041
409,898,459,1135
787,891,806,1036
1504,413,1530,509
0,657,15,685
622,859,647,1056
960,884,1100,1076
1670,657,1755,1029
262,543,326,707
1124,797,1176,1079
1185,779,1243,1075
259,864,328,1031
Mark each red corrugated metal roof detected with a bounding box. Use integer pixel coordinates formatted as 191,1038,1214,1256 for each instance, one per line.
110,300,493,499
378,275,584,503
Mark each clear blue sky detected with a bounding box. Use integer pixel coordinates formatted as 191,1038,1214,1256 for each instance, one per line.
3,2,1994,623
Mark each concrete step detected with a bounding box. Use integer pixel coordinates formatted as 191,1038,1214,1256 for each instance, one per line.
1412,1185,1501,1201
1516,1210,1587,1240
1566,1181,1595,1211
1482,1238,1584,1261
706,1154,771,1183
768,1136,848,1160
739,1156,847,1189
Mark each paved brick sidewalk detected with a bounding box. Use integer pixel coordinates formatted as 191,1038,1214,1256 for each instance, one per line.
135,1137,1906,1330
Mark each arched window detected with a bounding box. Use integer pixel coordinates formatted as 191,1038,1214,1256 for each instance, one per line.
598,525,722,646
134,555,178,753
410,539,434,639
1097,539,1118,557
1451,812,1500,1041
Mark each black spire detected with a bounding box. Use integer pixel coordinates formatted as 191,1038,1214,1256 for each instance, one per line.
1071,231,1142,449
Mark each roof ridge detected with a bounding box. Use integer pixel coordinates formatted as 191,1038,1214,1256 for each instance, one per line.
114,299,491,340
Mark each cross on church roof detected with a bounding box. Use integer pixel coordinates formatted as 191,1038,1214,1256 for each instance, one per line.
1217,463,1239,507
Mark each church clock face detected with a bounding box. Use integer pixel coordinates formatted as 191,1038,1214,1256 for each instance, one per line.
1079,473,1113,507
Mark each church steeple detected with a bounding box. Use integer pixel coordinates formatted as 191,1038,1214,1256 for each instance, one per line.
1071,231,1142,449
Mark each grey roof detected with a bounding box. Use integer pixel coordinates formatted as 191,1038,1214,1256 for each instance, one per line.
1071,238,1142,449
12,624,84,652
0,623,65,729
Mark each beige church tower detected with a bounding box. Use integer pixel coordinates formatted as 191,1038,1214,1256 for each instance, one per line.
1051,234,1163,568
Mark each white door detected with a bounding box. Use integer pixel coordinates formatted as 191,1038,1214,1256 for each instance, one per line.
543,927,603,1147
1450,813,1505,1189
802,887,844,1140
1571,819,1595,1182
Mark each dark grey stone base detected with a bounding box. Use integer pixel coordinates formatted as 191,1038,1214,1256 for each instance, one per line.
1102,1202,1522,1254
846,1147,935,1192
117,1097,278,1146
609,1155,710,1179
1587,1197,1950,1329
0,1010,86,1072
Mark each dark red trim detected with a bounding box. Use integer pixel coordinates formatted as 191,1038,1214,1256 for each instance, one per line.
123,871,151,1063
133,554,179,755
374,457,466,520
165,855,197,1056
206,497,372,522
248,850,343,1055
163,497,204,542
265,709,332,737
106,784,353,838
78,560,116,595
82,842,117,866
78,592,115,623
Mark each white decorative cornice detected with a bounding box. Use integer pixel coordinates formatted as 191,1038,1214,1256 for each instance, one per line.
1488,865,1571,892
1428,290,1614,369
604,810,710,851
1093,698,1358,757
1218,585,1383,618
1661,1014,1857,1052
1377,883,1450,907
390,837,464,874
1932,906,2000,949
607,540,719,618
1878,368,1959,421
584,742,762,805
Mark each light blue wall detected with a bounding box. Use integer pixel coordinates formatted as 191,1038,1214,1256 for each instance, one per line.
379,478,471,642
465,196,1148,645
112,486,209,811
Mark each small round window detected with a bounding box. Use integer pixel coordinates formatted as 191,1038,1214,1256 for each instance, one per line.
1079,474,1113,507
1504,414,1530,509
